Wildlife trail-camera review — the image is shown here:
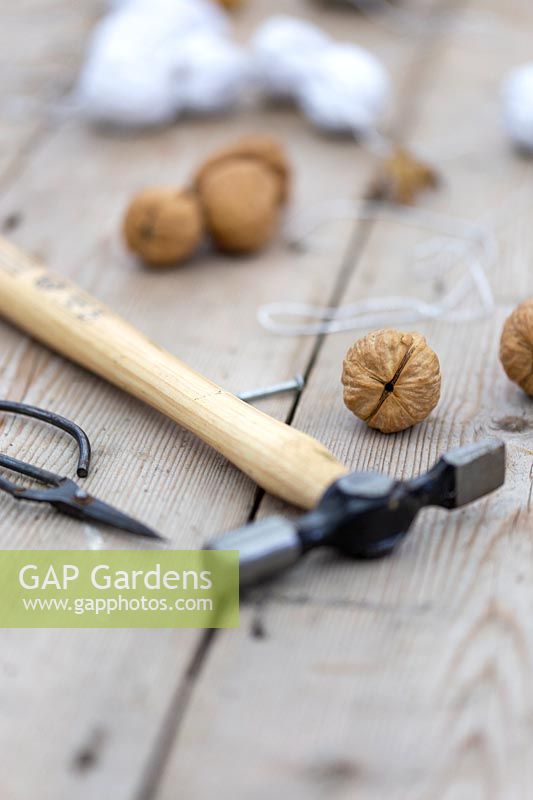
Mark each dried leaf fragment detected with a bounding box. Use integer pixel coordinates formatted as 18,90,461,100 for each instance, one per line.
215,0,246,9
342,329,441,433
368,147,439,205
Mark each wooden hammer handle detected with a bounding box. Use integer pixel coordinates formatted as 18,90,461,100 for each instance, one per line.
0,237,346,509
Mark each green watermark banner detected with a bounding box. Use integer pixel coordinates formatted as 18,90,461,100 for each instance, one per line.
0,551,239,628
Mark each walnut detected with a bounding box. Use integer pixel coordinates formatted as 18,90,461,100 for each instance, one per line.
368,147,439,205
195,135,290,202
123,188,203,267
197,159,283,255
500,299,533,395
341,329,441,433
195,135,289,254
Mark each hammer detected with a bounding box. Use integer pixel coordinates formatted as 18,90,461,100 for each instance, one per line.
0,237,345,509
0,238,505,557
208,439,505,585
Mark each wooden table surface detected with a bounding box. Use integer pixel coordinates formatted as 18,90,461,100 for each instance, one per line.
1,1,533,798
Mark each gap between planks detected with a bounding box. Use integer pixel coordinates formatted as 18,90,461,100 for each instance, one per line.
150,1,533,797
134,1,461,797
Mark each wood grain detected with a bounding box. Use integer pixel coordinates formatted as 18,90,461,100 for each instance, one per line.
0,236,347,508
0,0,102,184
154,2,533,799
0,2,424,799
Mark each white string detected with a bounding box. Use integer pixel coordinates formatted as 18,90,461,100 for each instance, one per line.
251,15,390,136
258,202,497,336
74,7,391,134
502,63,533,153
74,0,253,127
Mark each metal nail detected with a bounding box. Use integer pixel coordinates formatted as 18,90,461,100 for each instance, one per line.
238,375,305,403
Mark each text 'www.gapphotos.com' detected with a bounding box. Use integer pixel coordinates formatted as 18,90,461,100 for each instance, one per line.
21,595,214,616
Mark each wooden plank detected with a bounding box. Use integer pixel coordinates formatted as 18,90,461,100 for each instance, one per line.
0,2,423,798
155,2,533,798
0,0,103,183
0,0,412,544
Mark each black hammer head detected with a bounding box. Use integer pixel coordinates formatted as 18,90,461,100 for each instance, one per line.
299,437,506,558
208,438,506,586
